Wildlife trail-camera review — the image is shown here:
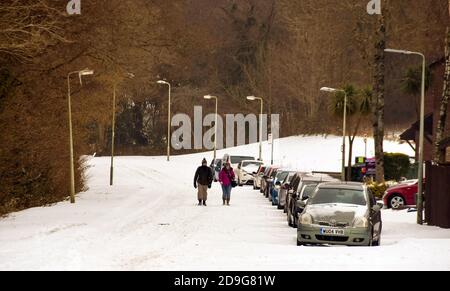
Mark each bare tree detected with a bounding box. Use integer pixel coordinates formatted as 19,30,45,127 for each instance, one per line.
434,27,450,163
0,0,68,62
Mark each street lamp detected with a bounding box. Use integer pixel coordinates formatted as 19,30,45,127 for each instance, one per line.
67,68,94,204
247,96,264,161
385,48,426,225
204,95,219,160
157,80,171,162
110,72,135,186
321,87,347,182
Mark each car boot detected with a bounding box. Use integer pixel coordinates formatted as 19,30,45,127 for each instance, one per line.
223,199,226,206
198,200,202,206
203,200,207,206
227,199,230,206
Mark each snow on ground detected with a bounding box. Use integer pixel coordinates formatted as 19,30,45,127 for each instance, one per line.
0,135,449,271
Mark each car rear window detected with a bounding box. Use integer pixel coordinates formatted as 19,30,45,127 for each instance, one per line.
309,188,367,206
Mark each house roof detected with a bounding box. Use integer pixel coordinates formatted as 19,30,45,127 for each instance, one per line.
400,113,434,141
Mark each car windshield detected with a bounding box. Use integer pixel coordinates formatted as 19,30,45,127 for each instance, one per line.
242,161,262,168
287,174,295,182
276,171,289,182
301,184,318,199
309,188,367,206
230,156,255,164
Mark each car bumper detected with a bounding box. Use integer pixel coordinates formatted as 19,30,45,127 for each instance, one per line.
240,174,255,184
297,224,371,246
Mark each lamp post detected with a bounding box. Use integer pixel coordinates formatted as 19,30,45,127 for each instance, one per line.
157,80,171,162
321,87,347,182
247,96,264,161
110,72,134,186
204,95,218,160
385,48,426,225
67,68,94,203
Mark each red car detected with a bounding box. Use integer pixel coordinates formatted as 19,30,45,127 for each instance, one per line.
383,180,418,209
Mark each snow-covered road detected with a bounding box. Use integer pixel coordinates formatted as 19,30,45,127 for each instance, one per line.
1,136,449,270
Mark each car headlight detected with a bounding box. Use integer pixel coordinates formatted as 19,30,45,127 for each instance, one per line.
353,217,368,228
300,213,313,225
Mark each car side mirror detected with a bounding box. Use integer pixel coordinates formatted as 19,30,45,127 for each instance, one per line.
296,200,307,209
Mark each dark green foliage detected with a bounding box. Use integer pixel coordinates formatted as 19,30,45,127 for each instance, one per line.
402,66,432,96
384,153,412,181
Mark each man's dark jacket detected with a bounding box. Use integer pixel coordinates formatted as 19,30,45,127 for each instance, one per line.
194,165,213,187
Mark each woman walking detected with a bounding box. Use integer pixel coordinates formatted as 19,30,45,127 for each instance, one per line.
219,161,235,206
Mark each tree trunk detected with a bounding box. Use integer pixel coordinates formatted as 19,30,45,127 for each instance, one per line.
347,135,354,181
434,27,450,163
373,14,386,183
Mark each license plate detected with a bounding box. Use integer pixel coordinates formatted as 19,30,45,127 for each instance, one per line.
320,228,345,236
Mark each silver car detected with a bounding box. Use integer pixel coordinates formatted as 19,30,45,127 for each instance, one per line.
297,182,383,247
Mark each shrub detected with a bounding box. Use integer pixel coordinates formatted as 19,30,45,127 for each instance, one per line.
384,153,412,181
366,181,388,199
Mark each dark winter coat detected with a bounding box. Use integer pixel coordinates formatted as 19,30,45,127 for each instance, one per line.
194,165,213,187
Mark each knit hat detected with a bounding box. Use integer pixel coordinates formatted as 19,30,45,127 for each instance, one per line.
202,158,207,164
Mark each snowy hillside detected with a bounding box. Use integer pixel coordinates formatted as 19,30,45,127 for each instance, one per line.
1,135,449,271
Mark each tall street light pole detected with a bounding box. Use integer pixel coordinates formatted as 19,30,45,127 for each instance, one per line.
67,68,94,204
247,96,264,161
157,80,171,162
321,87,347,182
110,73,134,186
385,48,426,225
204,95,218,160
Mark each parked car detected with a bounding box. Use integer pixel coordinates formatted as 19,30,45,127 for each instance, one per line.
297,182,383,247
287,174,338,228
382,179,419,209
222,154,256,169
210,159,222,182
236,160,264,186
253,165,267,190
271,170,296,206
277,171,297,210
264,166,280,199
260,166,277,194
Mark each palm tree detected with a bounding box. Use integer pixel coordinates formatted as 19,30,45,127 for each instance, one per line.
402,66,432,119
332,85,372,181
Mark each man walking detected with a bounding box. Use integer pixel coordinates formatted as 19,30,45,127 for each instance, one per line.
194,158,213,206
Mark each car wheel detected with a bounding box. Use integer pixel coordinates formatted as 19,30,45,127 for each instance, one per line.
389,194,405,209
238,178,243,187
287,207,293,227
293,214,298,228
277,204,283,210
372,236,380,246
297,240,304,246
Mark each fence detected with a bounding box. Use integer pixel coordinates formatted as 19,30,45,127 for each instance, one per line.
425,162,450,228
